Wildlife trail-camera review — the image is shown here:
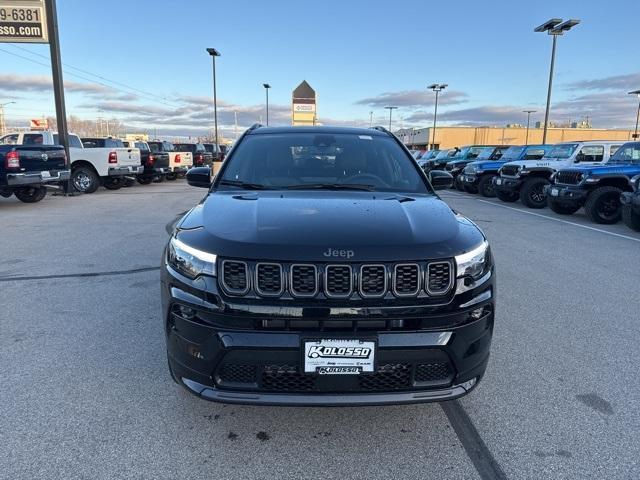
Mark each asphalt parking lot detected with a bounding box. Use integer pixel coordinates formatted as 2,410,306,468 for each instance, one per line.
2,182,639,480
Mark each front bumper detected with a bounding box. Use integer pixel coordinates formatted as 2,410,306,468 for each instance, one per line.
161,263,495,406
108,165,144,177
621,191,640,214
6,169,70,186
493,176,521,193
543,184,588,206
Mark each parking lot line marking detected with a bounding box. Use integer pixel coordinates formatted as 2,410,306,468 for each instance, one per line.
441,400,507,480
0,266,159,283
441,192,640,244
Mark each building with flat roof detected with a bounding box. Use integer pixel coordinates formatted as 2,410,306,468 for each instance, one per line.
396,126,638,150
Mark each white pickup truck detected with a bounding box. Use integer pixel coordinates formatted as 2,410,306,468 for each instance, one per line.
0,131,142,193
147,141,193,180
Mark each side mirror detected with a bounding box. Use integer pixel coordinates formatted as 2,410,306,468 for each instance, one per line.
575,152,586,163
186,167,212,188
428,170,454,190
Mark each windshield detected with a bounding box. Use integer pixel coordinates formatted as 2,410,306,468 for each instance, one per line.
219,132,430,193
435,150,454,160
609,143,640,165
500,146,525,160
547,143,579,159
474,148,497,160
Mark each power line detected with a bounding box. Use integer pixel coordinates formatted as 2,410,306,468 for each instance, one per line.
0,46,182,109
8,44,181,106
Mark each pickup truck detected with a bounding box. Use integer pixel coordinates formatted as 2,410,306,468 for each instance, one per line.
621,174,640,231
173,143,213,168
123,140,170,184
0,143,69,203
545,142,640,224
148,141,193,180
493,141,623,208
0,131,143,193
460,145,552,197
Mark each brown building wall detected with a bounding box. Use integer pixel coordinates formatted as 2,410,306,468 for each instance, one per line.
428,127,637,149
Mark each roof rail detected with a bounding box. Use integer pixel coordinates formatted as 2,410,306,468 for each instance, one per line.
370,126,393,136
247,123,264,132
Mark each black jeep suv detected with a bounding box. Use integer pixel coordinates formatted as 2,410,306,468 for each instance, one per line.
161,125,495,406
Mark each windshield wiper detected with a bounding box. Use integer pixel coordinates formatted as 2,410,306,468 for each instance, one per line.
283,183,376,191
219,179,270,190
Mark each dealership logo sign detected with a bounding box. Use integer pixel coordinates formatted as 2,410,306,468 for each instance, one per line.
307,346,372,359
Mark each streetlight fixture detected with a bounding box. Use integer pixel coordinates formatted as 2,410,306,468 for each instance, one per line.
263,83,271,126
206,47,221,158
0,101,16,136
384,106,397,131
428,83,447,150
522,110,537,145
534,18,580,144
629,90,640,139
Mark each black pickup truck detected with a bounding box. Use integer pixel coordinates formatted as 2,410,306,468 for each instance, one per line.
0,144,69,203
123,140,170,184
174,143,213,168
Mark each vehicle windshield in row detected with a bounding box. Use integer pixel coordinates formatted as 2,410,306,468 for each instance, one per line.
218,133,430,193
609,143,640,164
547,144,579,159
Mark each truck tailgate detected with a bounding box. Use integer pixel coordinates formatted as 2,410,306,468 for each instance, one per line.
114,148,141,167
169,152,193,168
12,146,67,172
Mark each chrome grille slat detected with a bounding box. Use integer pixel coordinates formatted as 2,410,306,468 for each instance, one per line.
255,262,284,296
426,261,453,296
290,264,318,297
393,263,421,297
324,265,353,298
221,260,250,295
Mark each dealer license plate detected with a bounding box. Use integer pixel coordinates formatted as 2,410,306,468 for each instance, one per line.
303,339,375,374
495,178,502,185
41,170,51,178
550,188,559,196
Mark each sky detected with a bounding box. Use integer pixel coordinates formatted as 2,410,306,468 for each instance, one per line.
1,0,640,138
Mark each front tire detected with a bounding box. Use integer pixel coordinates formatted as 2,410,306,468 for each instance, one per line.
14,186,47,203
547,198,580,215
72,166,100,193
622,204,640,232
585,186,623,224
455,175,465,191
496,189,519,203
478,175,497,197
520,177,550,209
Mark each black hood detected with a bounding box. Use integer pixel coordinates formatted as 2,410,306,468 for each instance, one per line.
176,191,484,262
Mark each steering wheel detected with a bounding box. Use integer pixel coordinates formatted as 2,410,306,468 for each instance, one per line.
343,173,390,188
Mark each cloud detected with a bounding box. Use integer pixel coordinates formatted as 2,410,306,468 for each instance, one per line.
355,89,468,108
0,73,116,96
565,72,640,92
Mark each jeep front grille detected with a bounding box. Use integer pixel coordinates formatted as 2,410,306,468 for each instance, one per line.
500,165,519,177
217,259,454,299
556,170,583,185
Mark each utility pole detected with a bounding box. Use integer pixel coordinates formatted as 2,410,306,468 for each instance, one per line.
522,110,536,145
428,84,447,150
369,111,373,127
0,102,15,136
384,106,397,131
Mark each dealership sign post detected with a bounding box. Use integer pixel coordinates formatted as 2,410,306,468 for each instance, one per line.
1,0,72,194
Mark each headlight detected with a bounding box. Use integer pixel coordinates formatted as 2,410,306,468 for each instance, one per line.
167,236,217,279
631,175,640,191
455,241,490,281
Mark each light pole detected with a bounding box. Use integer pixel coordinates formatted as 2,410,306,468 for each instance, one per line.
535,18,580,144
206,47,221,158
0,101,16,136
263,83,271,126
428,83,447,150
522,110,536,145
629,90,640,139
369,111,373,127
384,106,397,131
